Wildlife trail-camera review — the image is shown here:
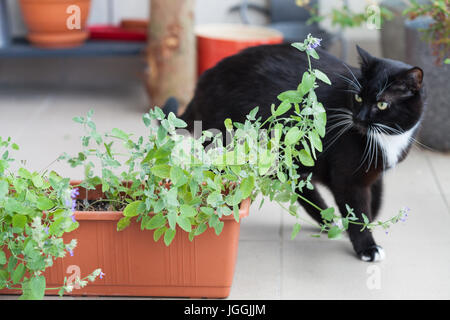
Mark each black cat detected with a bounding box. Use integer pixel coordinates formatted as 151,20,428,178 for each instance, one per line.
167,43,425,262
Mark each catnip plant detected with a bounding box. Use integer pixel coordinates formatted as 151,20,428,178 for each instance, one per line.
0,137,102,299
62,35,408,246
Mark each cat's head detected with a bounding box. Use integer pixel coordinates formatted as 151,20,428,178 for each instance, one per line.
347,46,425,136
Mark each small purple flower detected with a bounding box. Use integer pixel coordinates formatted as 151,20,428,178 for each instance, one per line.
399,207,410,222
307,38,322,50
44,227,49,235
70,188,80,199
69,250,74,257
71,215,77,223
99,272,105,279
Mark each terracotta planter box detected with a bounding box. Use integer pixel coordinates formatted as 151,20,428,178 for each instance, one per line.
1,182,250,298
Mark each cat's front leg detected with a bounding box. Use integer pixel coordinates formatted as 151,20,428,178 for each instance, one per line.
331,185,385,262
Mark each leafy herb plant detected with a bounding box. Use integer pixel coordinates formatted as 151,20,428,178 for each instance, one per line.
0,137,102,299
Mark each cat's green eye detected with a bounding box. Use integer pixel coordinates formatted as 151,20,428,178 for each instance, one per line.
377,101,389,110
354,94,363,103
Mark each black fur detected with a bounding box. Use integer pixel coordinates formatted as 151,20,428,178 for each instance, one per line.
179,43,425,261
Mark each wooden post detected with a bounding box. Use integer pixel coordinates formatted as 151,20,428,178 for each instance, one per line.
147,0,196,114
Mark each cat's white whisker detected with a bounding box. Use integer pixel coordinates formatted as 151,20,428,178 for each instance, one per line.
342,63,362,89
334,73,361,91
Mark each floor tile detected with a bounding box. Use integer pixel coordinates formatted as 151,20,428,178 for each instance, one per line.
239,196,283,241
228,241,281,299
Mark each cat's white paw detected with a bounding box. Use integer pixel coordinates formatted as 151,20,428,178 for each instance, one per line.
359,245,385,262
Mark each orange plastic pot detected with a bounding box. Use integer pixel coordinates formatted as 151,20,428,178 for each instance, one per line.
19,0,91,48
196,24,283,76
1,182,250,298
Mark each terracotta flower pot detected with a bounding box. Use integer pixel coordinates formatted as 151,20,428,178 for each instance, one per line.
1,181,250,298
19,0,91,48
196,24,284,76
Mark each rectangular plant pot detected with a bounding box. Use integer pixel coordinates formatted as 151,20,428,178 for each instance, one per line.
2,182,250,298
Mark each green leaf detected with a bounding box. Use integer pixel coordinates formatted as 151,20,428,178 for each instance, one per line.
239,176,254,199
12,263,25,284
200,207,215,216
176,215,192,232
12,215,27,230
31,174,44,188
30,276,46,300
298,72,315,95
320,207,335,222
362,213,370,225
248,107,259,119
314,69,331,85
214,221,224,236
291,42,306,51
153,226,166,242
273,100,292,116
299,149,314,167
170,166,187,187
73,116,84,124
18,168,32,179
36,197,54,211
0,180,8,199
194,223,207,236
123,201,144,217
277,90,303,103
327,226,342,239
308,48,320,59
224,118,233,131
117,217,131,231
146,213,166,230
180,204,197,217
0,250,6,265
168,112,187,128
142,113,152,127
164,229,176,246
233,204,240,222
277,171,286,183
151,164,171,179
167,210,177,230
111,128,129,140
285,127,302,145
291,223,301,240
207,192,222,207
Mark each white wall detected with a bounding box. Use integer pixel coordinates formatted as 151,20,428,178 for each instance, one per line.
6,0,379,40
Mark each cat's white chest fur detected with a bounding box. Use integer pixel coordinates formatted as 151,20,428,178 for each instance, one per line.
374,124,419,168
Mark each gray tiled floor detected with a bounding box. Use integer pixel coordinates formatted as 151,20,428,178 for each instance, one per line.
1,43,449,300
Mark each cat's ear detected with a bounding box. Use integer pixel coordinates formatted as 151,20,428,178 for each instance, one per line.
402,67,424,91
356,45,373,68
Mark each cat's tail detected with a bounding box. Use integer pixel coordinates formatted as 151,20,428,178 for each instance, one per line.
162,96,179,117
162,96,195,133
